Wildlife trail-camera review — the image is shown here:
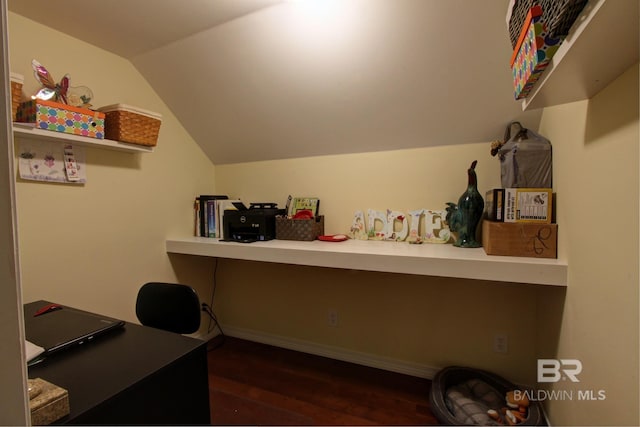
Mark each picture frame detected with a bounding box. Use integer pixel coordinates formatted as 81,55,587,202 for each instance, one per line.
288,197,320,217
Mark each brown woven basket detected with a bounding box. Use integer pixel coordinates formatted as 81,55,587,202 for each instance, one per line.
508,0,588,48
10,74,23,122
276,216,324,241
98,104,162,146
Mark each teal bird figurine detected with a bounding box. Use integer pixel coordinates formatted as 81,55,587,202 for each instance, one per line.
446,160,484,248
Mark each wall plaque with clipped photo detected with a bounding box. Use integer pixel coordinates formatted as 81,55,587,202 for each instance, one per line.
288,197,320,217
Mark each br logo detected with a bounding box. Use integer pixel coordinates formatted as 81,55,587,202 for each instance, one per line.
537,359,582,383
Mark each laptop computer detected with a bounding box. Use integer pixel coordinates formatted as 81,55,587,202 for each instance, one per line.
24,301,125,363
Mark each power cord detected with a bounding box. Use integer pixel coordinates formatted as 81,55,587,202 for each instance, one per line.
203,258,225,350
202,302,224,336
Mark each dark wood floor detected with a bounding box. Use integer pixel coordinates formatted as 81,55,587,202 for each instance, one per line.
207,336,439,425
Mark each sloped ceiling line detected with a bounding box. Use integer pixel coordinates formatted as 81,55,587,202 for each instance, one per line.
9,0,541,165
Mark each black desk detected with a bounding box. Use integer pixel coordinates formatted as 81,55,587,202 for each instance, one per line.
25,301,210,425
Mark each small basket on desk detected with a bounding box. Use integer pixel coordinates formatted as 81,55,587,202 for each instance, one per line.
276,216,324,241
98,104,162,146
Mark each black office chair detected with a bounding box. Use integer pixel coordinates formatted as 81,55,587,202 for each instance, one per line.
135,282,201,334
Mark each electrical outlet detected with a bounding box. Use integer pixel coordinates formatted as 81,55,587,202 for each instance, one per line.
493,334,508,353
328,309,338,327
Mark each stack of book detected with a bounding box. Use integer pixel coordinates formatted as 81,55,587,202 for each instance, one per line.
483,188,557,258
193,195,240,239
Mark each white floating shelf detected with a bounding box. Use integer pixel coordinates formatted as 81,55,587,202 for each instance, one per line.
522,0,639,110
12,122,154,153
166,237,568,286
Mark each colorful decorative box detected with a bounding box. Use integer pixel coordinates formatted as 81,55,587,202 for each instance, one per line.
510,5,562,100
10,72,24,121
97,104,162,147
16,99,105,139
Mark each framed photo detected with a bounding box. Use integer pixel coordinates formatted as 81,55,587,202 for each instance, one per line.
289,197,320,217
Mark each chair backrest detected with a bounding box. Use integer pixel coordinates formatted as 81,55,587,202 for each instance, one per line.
135,282,201,334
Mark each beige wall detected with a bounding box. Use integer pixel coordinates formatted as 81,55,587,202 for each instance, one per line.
215,143,501,234
6,9,638,427
214,141,562,385
9,13,217,326
537,64,639,426
213,65,639,425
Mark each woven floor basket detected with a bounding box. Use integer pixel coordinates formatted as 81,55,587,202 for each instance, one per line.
102,109,161,146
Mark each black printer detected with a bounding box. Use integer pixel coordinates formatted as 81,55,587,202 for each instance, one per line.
222,202,286,243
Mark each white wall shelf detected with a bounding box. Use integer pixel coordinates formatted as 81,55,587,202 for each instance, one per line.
166,237,568,286
12,122,154,153
522,0,639,111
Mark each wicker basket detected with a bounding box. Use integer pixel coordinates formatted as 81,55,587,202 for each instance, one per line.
276,216,324,241
98,104,162,146
10,73,24,122
508,0,589,48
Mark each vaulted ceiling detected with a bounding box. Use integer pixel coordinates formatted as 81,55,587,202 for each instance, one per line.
8,0,542,164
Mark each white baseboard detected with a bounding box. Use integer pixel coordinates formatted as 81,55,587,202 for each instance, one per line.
189,327,222,342
220,325,440,380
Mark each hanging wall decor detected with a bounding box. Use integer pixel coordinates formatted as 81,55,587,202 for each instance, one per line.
18,140,86,184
